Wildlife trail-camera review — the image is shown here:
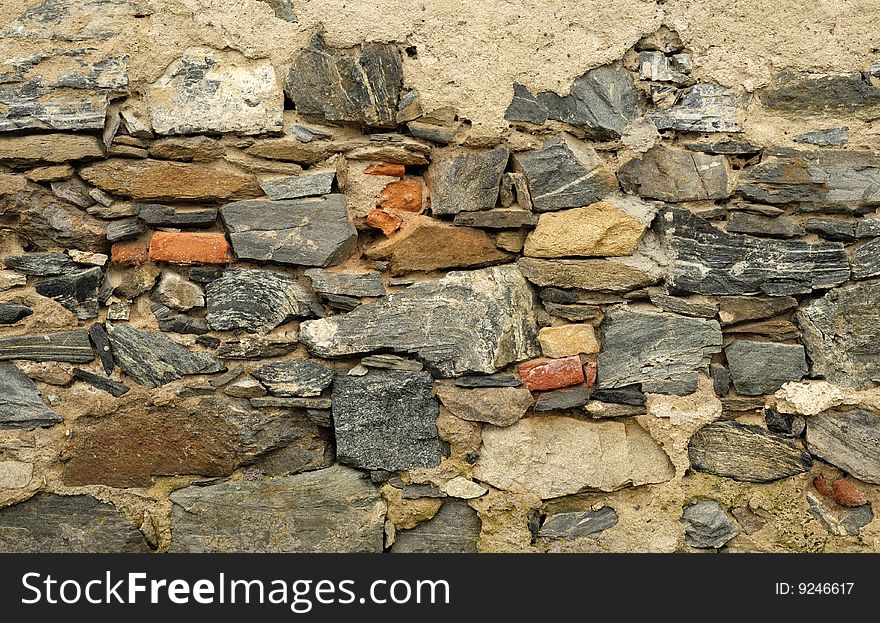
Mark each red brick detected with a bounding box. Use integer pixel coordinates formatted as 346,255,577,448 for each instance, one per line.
832,479,868,507
148,232,233,265
365,163,405,177
813,475,833,497
111,236,151,266
518,356,585,391
378,179,423,213
365,208,403,236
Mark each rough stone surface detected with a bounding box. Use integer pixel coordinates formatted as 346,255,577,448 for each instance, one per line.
260,170,336,200
136,204,218,228
538,507,619,539
252,360,333,397
618,146,730,202
806,410,880,484
850,238,880,280
154,271,204,311
681,500,739,549
725,340,807,396
519,356,585,391
647,84,742,132
726,213,806,239
304,268,385,298
538,324,599,358
517,257,657,292
761,72,880,117
0,134,104,165
5,253,75,276
534,387,592,411
392,499,481,553
427,146,509,215
524,202,645,258
35,267,103,320
0,330,94,363
0,363,63,429
435,383,533,427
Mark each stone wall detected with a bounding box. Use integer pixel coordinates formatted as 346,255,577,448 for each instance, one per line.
1,0,880,553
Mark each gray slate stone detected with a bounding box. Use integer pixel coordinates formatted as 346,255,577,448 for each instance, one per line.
257,0,297,21
0,82,112,133
726,212,805,238
453,208,538,229
659,207,849,295
392,499,481,553
251,397,331,409
718,295,799,326
618,146,730,202
688,421,812,482
512,133,618,212
857,219,880,238
152,304,209,335
220,194,357,267
0,303,32,324
106,324,223,388
684,139,760,155
217,337,297,359
647,84,742,132
454,373,522,388
805,219,856,242
427,146,509,215
761,72,880,116
206,268,320,333
72,368,129,397
136,204,218,227
591,386,646,406
724,340,807,396
806,409,880,484
332,370,441,471
638,51,691,83
252,360,333,397
710,363,731,397
0,493,149,553
681,500,738,549
361,354,423,372
259,170,336,200
764,409,805,438
105,217,144,242
300,265,539,377
850,238,880,279
304,268,385,297
533,387,591,411
0,363,63,429
35,267,102,319
170,466,385,552
646,289,719,318
794,127,849,147
0,329,93,363
597,309,722,394
4,253,75,275
538,506,618,539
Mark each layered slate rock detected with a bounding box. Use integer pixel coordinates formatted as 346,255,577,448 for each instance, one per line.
332,370,441,471
63,397,322,488
0,330,94,363
806,410,880,484
146,48,283,135
300,266,539,377
688,421,812,482
850,238,880,280
0,364,63,429
760,71,880,117
0,303,31,324
453,208,538,229
737,150,880,213
170,466,385,552
681,500,738,549
220,195,357,267
724,340,807,395
285,30,402,128
260,170,336,200
537,507,619,539
435,383,533,427
34,267,102,319
252,360,333,397
718,296,798,326
0,134,104,165
392,500,481,553
517,257,658,292
524,202,645,258
106,324,223,388
476,417,673,499
4,252,76,276
647,84,742,132
304,268,385,297
504,61,642,138
0,494,150,553
512,133,618,212
426,146,508,215
798,281,880,388
206,269,320,333
136,204,218,228
597,309,722,394
658,207,850,295
618,146,730,202
726,213,805,239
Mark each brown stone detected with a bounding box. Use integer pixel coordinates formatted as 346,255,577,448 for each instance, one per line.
813,475,834,497
111,236,151,266
364,208,402,236
517,257,658,292
378,179,423,213
518,356,585,391
366,215,512,274
0,134,104,165
24,164,74,182
832,479,868,508
365,163,406,177
149,232,233,265
538,324,600,358
79,159,260,201
435,383,534,427
524,202,646,258
148,136,225,162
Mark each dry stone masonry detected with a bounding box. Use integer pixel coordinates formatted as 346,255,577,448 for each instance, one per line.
1,4,880,554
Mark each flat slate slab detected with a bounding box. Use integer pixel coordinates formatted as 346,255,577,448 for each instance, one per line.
0,363,64,429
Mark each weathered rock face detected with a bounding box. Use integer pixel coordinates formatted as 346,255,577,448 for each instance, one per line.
34,267,102,320
301,266,539,377
0,330,94,363
304,269,385,297
524,202,645,258
474,416,674,498
435,383,533,427
170,466,385,552
618,146,731,202
537,507,619,540
0,363,63,429
725,340,807,396
252,360,333,397
517,257,657,292
0,134,104,165
806,410,880,484
760,71,880,117
427,146,509,215
681,500,739,549
392,500,481,553
647,84,742,132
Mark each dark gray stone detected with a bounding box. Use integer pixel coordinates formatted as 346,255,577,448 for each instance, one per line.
304,268,385,297
543,302,603,322
647,289,719,318
764,409,805,438
537,506,618,540
761,72,880,116
105,217,144,242
0,303,31,324
794,127,849,147
35,267,102,319
188,267,223,283
688,421,812,482
647,84,742,132
50,178,93,208
857,219,880,238
361,354,423,372
0,493,149,553
590,385,646,406
257,0,297,21
88,323,113,374
217,337,297,360
0,363,63,429
152,304,209,335
220,194,357,267
658,207,849,295
4,253,75,275
724,340,807,396
286,30,402,128
597,309,722,394
136,204,218,227
806,409,880,484
300,265,539,377
453,208,538,229
0,329,93,363
534,387,591,411
681,500,738,549
710,363,730,397
850,238,880,279
841,504,874,536
206,268,321,333
0,80,115,133
504,82,546,125
426,146,508,215
454,373,522,388
392,499,481,553
618,146,730,202
684,139,761,156
726,212,805,238
512,133,618,212
805,219,856,242
106,323,223,388
251,397,331,409
259,170,336,200
332,369,441,471
72,368,130,397
322,293,359,311
252,360,333,397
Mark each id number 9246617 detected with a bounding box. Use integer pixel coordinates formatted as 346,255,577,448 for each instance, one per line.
775,582,854,596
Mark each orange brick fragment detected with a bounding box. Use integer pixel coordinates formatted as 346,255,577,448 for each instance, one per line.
518,356,585,391
832,479,868,508
365,163,405,177
584,361,598,391
148,232,233,265
378,179,423,213
365,208,403,236
111,236,151,266
813,475,833,497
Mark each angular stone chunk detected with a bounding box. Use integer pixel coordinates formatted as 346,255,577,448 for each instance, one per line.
524,202,645,257
453,208,538,229
647,84,742,132
435,383,533,427
688,421,812,482
72,368,129,397
0,82,112,133
221,194,356,267
392,499,480,553
252,360,333,397
147,48,283,135
850,238,880,280
301,266,538,377
0,330,94,363
260,170,336,200
517,257,657,292
474,416,674,499
0,494,149,553
597,309,721,393
0,303,31,325
171,466,385,552
136,203,218,228
106,324,223,388
0,134,104,164
659,207,849,295
206,268,319,333
4,252,75,276
217,337,297,359
35,267,102,320
154,271,204,311
724,340,807,396
737,150,880,213
286,30,402,128
332,370,441,471
454,373,521,388
365,215,511,274
533,387,591,411
619,146,730,202
761,72,880,116
304,268,385,297
681,500,738,549
718,296,798,326
806,409,880,484
538,506,618,540
795,127,849,147
426,146,509,215
513,134,617,212
538,324,599,358
726,213,805,238
0,363,63,429
639,51,691,83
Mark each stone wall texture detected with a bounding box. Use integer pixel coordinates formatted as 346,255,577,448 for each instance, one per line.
1,0,880,553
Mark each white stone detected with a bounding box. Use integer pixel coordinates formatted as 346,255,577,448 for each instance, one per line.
441,477,488,499
774,380,847,416
0,270,27,291
0,460,33,489
68,250,108,266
